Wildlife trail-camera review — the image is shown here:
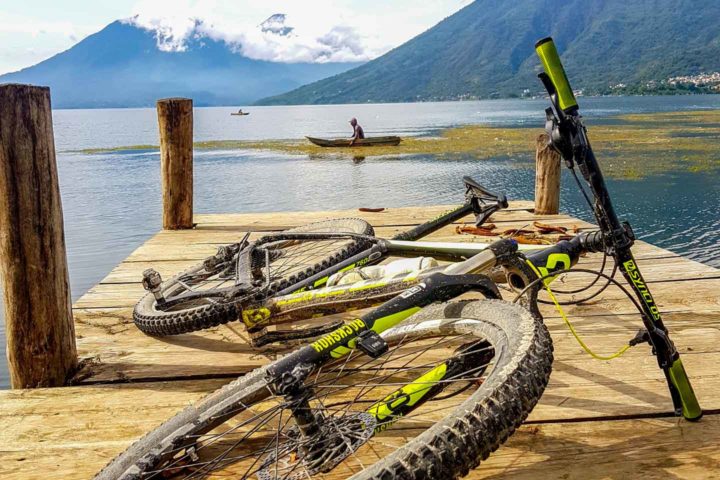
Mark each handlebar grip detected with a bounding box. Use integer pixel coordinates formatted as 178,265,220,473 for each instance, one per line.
535,37,578,113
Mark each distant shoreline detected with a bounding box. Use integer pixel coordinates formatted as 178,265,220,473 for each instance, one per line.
47,91,720,111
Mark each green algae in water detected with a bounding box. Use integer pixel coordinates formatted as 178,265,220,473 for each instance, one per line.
75,110,720,179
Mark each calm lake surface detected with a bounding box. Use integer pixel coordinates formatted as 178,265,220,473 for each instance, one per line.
1,96,720,388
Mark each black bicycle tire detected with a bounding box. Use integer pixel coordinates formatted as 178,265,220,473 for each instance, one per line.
96,299,553,479
133,218,375,336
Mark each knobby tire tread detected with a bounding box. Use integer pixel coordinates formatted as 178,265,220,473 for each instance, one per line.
98,300,553,479
133,218,374,336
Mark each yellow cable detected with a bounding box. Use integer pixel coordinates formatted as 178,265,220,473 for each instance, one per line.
526,260,630,361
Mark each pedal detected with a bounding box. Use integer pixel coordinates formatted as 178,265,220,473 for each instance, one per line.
141,268,162,292
141,268,165,303
355,330,389,358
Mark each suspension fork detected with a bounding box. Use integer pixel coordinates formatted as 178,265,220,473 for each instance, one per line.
614,248,702,420
577,144,701,420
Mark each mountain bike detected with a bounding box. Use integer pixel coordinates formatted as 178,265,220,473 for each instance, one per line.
100,234,554,480
96,37,701,480
134,177,521,345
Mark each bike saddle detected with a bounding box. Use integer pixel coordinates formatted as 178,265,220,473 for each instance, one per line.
462,176,508,227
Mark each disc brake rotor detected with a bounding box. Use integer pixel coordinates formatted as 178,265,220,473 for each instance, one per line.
256,412,376,480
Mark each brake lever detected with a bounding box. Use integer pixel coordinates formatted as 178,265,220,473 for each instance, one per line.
539,72,575,166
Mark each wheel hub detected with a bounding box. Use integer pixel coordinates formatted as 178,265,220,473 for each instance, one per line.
256,412,376,479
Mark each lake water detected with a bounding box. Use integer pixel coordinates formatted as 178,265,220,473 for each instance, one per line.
1,96,719,388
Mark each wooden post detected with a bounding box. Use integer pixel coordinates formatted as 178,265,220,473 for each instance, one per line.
0,84,77,388
157,98,193,229
534,132,561,215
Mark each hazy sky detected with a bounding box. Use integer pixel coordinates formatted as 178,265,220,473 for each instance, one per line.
0,0,471,74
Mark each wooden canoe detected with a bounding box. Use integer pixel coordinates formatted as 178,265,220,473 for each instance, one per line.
306,136,401,147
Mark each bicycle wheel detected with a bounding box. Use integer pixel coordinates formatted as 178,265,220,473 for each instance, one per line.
97,299,552,479
134,218,375,336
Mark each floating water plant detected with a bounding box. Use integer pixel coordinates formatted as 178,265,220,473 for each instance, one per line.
75,110,720,179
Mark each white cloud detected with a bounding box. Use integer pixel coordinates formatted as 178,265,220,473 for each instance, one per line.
0,10,99,73
0,10,96,39
125,0,471,63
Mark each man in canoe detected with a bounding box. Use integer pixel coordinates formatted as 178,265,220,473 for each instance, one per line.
349,117,365,146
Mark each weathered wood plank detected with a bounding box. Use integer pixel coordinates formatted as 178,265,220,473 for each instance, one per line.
472,416,720,479
193,201,536,227
5,203,719,479
1,379,717,479
0,379,226,480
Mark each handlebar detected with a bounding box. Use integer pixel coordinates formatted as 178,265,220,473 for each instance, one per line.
535,37,578,113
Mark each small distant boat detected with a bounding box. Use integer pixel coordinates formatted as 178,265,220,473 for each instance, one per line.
306,136,401,147
231,110,250,116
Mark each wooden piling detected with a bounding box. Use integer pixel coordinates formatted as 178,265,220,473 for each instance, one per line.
534,132,561,215
157,98,193,230
0,84,77,388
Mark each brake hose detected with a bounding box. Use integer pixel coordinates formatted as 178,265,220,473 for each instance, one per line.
521,261,632,361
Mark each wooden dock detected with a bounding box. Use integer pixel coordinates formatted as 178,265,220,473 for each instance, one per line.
2,203,720,479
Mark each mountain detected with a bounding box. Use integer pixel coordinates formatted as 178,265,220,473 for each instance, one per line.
257,0,720,105
0,20,360,108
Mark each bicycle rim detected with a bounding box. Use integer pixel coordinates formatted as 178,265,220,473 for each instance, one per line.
100,300,553,479
133,218,374,336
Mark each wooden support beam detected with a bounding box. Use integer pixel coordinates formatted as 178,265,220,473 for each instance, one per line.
157,98,193,230
534,132,561,215
0,84,77,388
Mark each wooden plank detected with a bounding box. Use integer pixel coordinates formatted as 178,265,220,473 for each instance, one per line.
471,416,720,479
0,379,225,480
119,221,596,263
72,307,279,382
1,379,718,479
193,202,536,227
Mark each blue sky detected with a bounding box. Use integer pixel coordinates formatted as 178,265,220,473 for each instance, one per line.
0,0,471,74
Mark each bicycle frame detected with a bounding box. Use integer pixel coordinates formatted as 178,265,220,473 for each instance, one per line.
241,240,544,342
274,180,510,296
150,177,508,310
265,240,513,432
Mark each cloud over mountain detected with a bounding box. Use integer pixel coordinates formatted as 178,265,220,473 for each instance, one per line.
259,0,720,105
122,0,470,64
124,6,374,63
